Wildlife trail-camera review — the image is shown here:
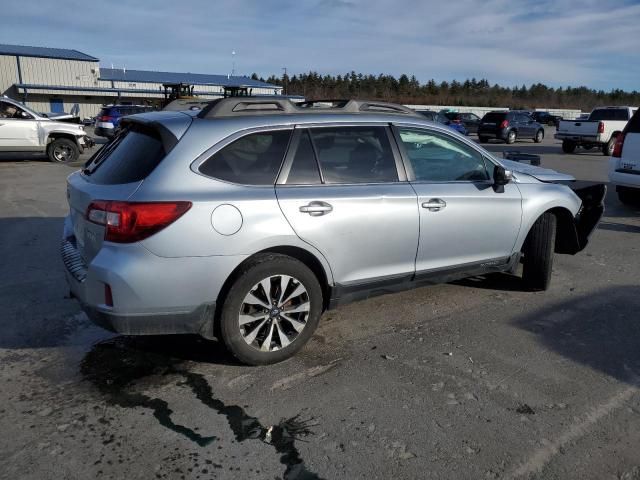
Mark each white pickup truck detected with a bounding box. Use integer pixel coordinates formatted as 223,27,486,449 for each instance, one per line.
0,96,94,163
555,106,637,156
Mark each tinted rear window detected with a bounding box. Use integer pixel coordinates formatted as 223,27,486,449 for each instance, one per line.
627,110,640,133
199,130,292,185
83,125,166,185
589,109,629,121
482,112,506,122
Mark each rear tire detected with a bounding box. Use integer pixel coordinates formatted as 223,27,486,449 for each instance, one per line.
479,136,489,144
603,137,616,156
522,212,556,291
218,253,323,365
506,130,517,144
534,129,544,143
561,140,576,153
618,187,640,206
47,138,79,163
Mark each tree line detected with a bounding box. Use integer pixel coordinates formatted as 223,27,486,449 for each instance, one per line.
250,72,640,111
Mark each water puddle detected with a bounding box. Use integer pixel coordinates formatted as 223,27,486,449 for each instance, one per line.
80,336,323,479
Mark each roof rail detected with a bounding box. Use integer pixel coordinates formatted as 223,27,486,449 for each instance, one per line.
197,96,420,119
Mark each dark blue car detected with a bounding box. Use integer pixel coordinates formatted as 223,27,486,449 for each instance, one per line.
94,104,155,138
417,110,468,135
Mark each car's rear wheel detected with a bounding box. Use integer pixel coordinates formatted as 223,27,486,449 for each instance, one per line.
47,138,79,163
218,253,323,365
522,212,556,291
618,187,640,206
603,137,616,156
561,140,576,153
479,136,489,144
534,129,544,143
506,130,517,144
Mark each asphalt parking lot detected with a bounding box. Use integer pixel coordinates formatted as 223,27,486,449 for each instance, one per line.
1,126,639,480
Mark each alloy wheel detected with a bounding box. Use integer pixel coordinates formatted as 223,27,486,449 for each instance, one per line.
238,275,310,352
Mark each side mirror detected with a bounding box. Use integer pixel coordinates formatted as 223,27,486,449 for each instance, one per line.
493,165,513,186
19,111,32,119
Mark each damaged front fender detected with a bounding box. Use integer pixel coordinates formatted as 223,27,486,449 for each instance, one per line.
556,183,606,254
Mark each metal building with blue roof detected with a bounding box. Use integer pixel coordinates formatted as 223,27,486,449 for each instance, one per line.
0,43,282,118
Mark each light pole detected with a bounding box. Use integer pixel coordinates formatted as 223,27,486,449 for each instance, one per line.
231,50,236,77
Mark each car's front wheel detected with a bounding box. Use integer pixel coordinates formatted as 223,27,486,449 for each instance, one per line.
219,254,323,365
47,138,79,163
522,212,556,291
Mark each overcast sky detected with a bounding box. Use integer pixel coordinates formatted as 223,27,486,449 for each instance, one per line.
1,0,639,90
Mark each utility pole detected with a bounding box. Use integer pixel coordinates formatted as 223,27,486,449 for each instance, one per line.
231,50,236,77
282,67,287,95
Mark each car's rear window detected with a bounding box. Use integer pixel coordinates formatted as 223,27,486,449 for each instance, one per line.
82,125,167,185
482,112,506,122
589,109,630,121
625,110,640,133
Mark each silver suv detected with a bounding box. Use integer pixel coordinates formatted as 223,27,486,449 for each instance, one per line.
62,98,605,365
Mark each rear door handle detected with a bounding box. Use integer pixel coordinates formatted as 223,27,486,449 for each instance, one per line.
299,201,333,216
421,198,447,212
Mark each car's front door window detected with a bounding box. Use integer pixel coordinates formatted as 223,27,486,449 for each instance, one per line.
396,128,489,182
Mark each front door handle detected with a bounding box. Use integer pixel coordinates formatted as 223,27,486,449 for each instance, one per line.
421,198,447,212
299,201,333,216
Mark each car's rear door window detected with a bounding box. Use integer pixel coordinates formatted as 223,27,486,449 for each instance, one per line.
199,130,292,185
308,126,398,184
397,127,490,182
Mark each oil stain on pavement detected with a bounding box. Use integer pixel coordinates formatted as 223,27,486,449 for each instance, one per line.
80,336,323,480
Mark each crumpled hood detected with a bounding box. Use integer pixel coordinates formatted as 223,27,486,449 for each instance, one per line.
499,158,575,183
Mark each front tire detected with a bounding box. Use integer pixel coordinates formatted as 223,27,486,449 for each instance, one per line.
219,254,323,365
47,138,79,163
506,130,517,144
534,129,544,143
522,212,556,291
562,140,576,153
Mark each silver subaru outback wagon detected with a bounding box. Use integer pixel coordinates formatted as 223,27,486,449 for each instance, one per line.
62,98,605,365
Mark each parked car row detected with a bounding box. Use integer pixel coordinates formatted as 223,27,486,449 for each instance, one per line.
94,104,155,138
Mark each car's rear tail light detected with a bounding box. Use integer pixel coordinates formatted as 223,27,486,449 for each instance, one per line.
98,115,114,122
612,133,625,158
104,284,113,307
452,119,462,124
86,201,192,243
598,121,605,134
499,120,509,128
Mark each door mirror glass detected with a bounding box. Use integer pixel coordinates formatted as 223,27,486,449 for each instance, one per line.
18,110,32,120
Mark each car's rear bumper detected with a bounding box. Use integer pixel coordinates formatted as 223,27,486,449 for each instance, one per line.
478,127,509,140
94,126,114,138
554,133,601,143
60,230,246,338
78,300,216,338
609,166,640,189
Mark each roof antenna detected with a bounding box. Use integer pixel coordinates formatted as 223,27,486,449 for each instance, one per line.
111,63,114,70
123,65,126,75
